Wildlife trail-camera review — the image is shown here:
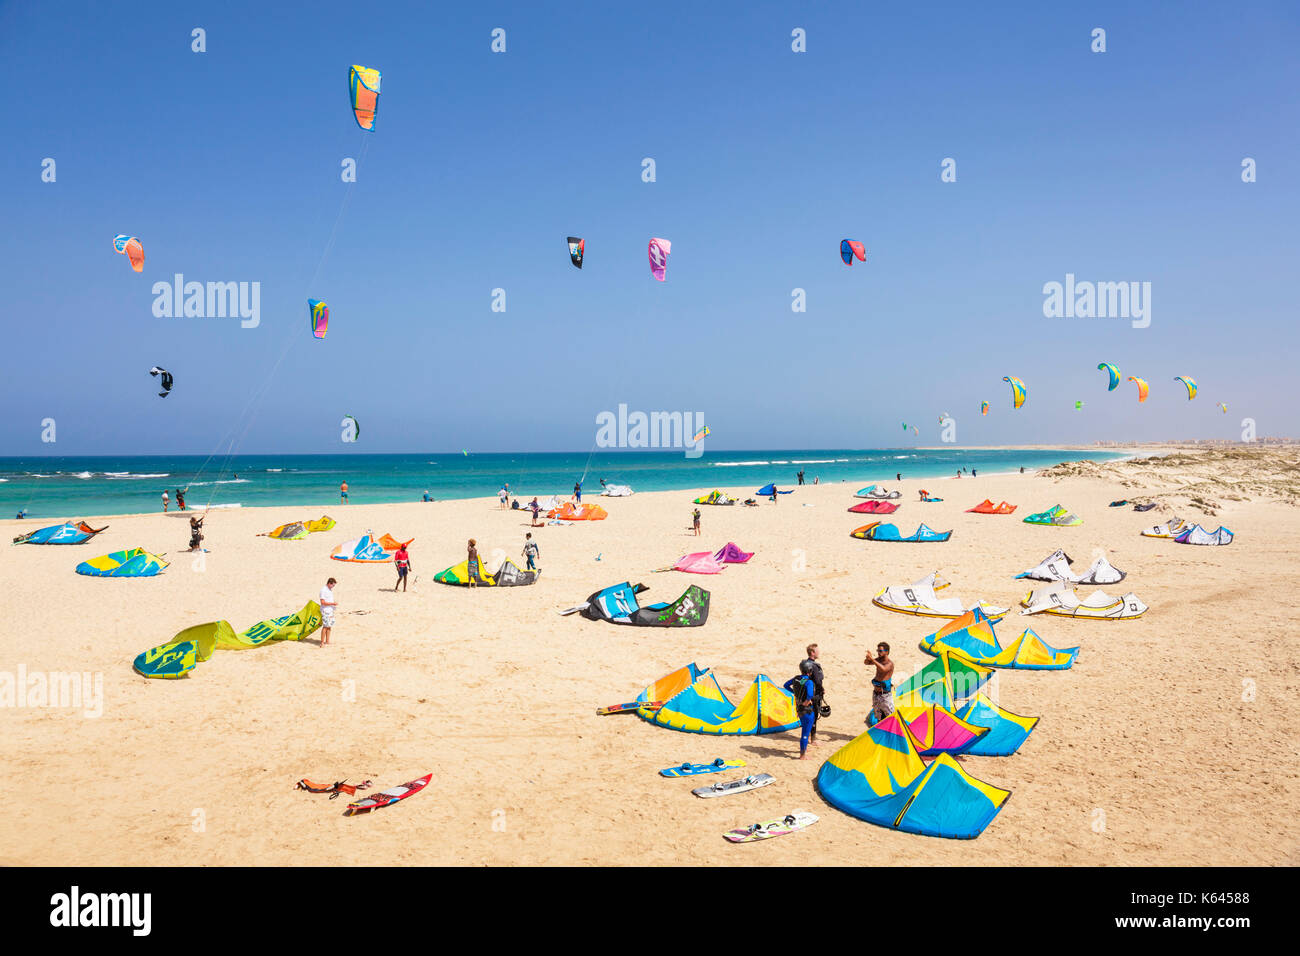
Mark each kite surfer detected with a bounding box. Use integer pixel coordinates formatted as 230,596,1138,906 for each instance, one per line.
783,662,818,760
797,469,805,485
801,644,826,746
186,514,204,552
466,539,481,588
691,508,701,536
393,541,411,592
865,642,894,723
175,487,186,511
319,578,338,646
522,533,539,571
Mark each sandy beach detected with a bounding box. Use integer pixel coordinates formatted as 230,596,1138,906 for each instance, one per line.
2,445,1297,866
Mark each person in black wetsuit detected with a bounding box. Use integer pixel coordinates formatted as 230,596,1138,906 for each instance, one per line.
801,643,826,746
783,662,818,759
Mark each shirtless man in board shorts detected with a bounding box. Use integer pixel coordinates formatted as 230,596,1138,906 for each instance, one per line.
865,641,895,723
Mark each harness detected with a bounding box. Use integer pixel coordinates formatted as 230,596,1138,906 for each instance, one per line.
295,778,373,800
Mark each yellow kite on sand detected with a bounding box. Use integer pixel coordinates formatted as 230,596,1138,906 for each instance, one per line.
132,601,322,678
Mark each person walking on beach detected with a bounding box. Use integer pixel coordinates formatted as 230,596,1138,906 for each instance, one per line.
319,578,338,646
340,481,349,504
393,541,412,592
466,538,482,588
865,642,895,723
175,487,186,511
691,507,701,536
783,662,818,760
161,489,169,513
801,643,826,746
529,497,541,526
522,533,539,571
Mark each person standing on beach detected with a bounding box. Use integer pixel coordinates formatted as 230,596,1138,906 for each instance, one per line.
865,642,895,723
319,578,338,646
529,497,541,526
498,485,508,509
692,507,701,536
393,542,411,592
466,538,481,588
797,469,805,485
801,644,825,746
574,481,582,504
176,488,186,511
783,663,817,760
161,489,169,513
522,533,539,571
340,481,349,504
186,514,204,552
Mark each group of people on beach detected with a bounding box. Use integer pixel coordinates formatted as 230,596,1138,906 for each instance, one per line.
781,642,895,759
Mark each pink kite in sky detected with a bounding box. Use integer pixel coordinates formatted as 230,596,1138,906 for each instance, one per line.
648,237,671,281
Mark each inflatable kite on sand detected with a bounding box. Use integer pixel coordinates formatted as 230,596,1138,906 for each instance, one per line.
13,521,108,545
133,601,322,678
639,670,800,736
919,608,1079,670
816,718,1011,839
434,557,538,586
76,548,169,577
570,583,710,627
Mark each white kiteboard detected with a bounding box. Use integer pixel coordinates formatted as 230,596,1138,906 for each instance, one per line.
692,773,775,798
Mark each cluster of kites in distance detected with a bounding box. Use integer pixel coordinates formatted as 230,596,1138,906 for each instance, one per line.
972,367,1227,418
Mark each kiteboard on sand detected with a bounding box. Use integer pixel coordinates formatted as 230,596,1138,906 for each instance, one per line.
723,812,818,843
596,700,664,716
659,758,745,778
343,773,431,816
692,773,775,798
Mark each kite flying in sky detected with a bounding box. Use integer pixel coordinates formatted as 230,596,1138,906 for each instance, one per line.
567,237,584,269
308,299,329,339
648,238,671,281
1097,363,1120,391
1128,376,1150,403
1003,376,1027,409
114,235,144,272
1174,376,1197,400
150,366,173,398
349,65,382,131
840,240,866,265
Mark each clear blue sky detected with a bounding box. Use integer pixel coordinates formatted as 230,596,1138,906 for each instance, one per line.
2,1,1297,454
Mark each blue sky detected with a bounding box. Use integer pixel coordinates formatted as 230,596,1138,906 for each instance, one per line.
1,1,1297,454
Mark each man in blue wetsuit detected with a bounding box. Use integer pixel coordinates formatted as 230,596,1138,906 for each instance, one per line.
783,662,818,760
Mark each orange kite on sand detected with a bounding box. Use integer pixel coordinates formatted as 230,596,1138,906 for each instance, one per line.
966,500,1017,515
547,502,608,521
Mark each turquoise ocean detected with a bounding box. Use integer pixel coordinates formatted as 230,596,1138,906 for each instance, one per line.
0,448,1127,519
